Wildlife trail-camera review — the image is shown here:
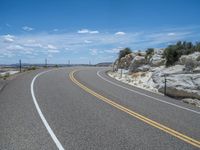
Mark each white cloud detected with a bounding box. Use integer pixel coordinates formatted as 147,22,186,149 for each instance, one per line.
1,26,199,62
84,40,92,43
22,26,34,31
6,45,25,51
167,32,176,36
89,30,99,34
47,49,60,53
3,34,15,43
77,29,99,34
47,44,57,50
78,29,89,34
115,32,126,35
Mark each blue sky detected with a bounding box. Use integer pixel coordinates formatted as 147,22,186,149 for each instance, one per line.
1,0,200,64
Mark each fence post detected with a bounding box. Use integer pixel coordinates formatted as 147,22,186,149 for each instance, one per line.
164,74,167,96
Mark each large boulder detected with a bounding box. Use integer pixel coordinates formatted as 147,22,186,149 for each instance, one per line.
129,56,146,73
152,65,200,99
137,65,151,72
124,53,134,69
179,52,200,65
155,49,164,55
150,54,165,67
157,74,200,99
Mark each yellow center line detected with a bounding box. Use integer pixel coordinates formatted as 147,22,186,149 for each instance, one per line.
69,70,200,148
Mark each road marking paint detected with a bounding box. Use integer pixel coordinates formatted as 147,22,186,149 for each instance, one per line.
31,70,65,150
97,70,200,115
70,70,200,148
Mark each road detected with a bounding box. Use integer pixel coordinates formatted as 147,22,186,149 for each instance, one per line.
0,67,199,149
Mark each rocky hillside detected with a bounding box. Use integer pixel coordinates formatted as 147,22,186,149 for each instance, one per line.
111,45,200,104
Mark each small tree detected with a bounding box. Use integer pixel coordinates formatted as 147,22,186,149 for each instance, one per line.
118,48,132,60
145,48,154,61
118,48,132,69
164,46,179,66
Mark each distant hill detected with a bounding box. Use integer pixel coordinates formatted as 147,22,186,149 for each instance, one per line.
95,62,112,67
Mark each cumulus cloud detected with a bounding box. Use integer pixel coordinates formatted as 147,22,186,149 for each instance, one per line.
47,49,60,53
115,32,126,35
167,32,176,36
84,40,92,43
22,26,34,31
89,30,99,34
77,29,89,34
47,44,57,50
1,25,199,63
77,29,99,34
3,34,15,43
6,45,25,51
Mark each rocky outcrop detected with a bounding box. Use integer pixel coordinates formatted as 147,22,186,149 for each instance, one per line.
150,54,165,66
152,65,200,99
120,53,134,69
157,74,200,99
111,49,200,103
129,56,146,73
179,52,200,65
137,65,151,72
149,49,165,67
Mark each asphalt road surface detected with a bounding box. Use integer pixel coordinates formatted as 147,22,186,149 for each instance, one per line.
0,67,200,150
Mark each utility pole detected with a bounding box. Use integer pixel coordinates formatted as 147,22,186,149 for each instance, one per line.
45,58,47,68
19,59,22,72
89,60,91,65
68,60,70,66
164,74,167,96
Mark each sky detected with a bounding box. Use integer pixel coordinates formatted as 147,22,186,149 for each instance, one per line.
0,0,200,64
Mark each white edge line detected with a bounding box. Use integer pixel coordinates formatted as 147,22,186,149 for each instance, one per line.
97,70,200,115
31,69,65,150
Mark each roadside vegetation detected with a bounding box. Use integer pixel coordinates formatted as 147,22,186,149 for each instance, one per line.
117,41,200,68
0,73,10,80
164,41,200,66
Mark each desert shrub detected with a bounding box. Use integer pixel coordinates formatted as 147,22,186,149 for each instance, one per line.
118,48,132,69
27,66,37,70
163,41,198,67
184,59,197,72
118,48,132,60
145,48,154,61
3,73,10,80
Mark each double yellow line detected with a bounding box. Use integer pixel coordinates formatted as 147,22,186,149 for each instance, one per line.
69,70,200,148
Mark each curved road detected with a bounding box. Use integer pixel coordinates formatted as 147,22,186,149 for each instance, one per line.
0,67,200,149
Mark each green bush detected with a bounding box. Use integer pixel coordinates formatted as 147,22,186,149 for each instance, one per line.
118,48,132,60
145,48,154,61
163,41,199,67
3,73,10,80
27,66,37,71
